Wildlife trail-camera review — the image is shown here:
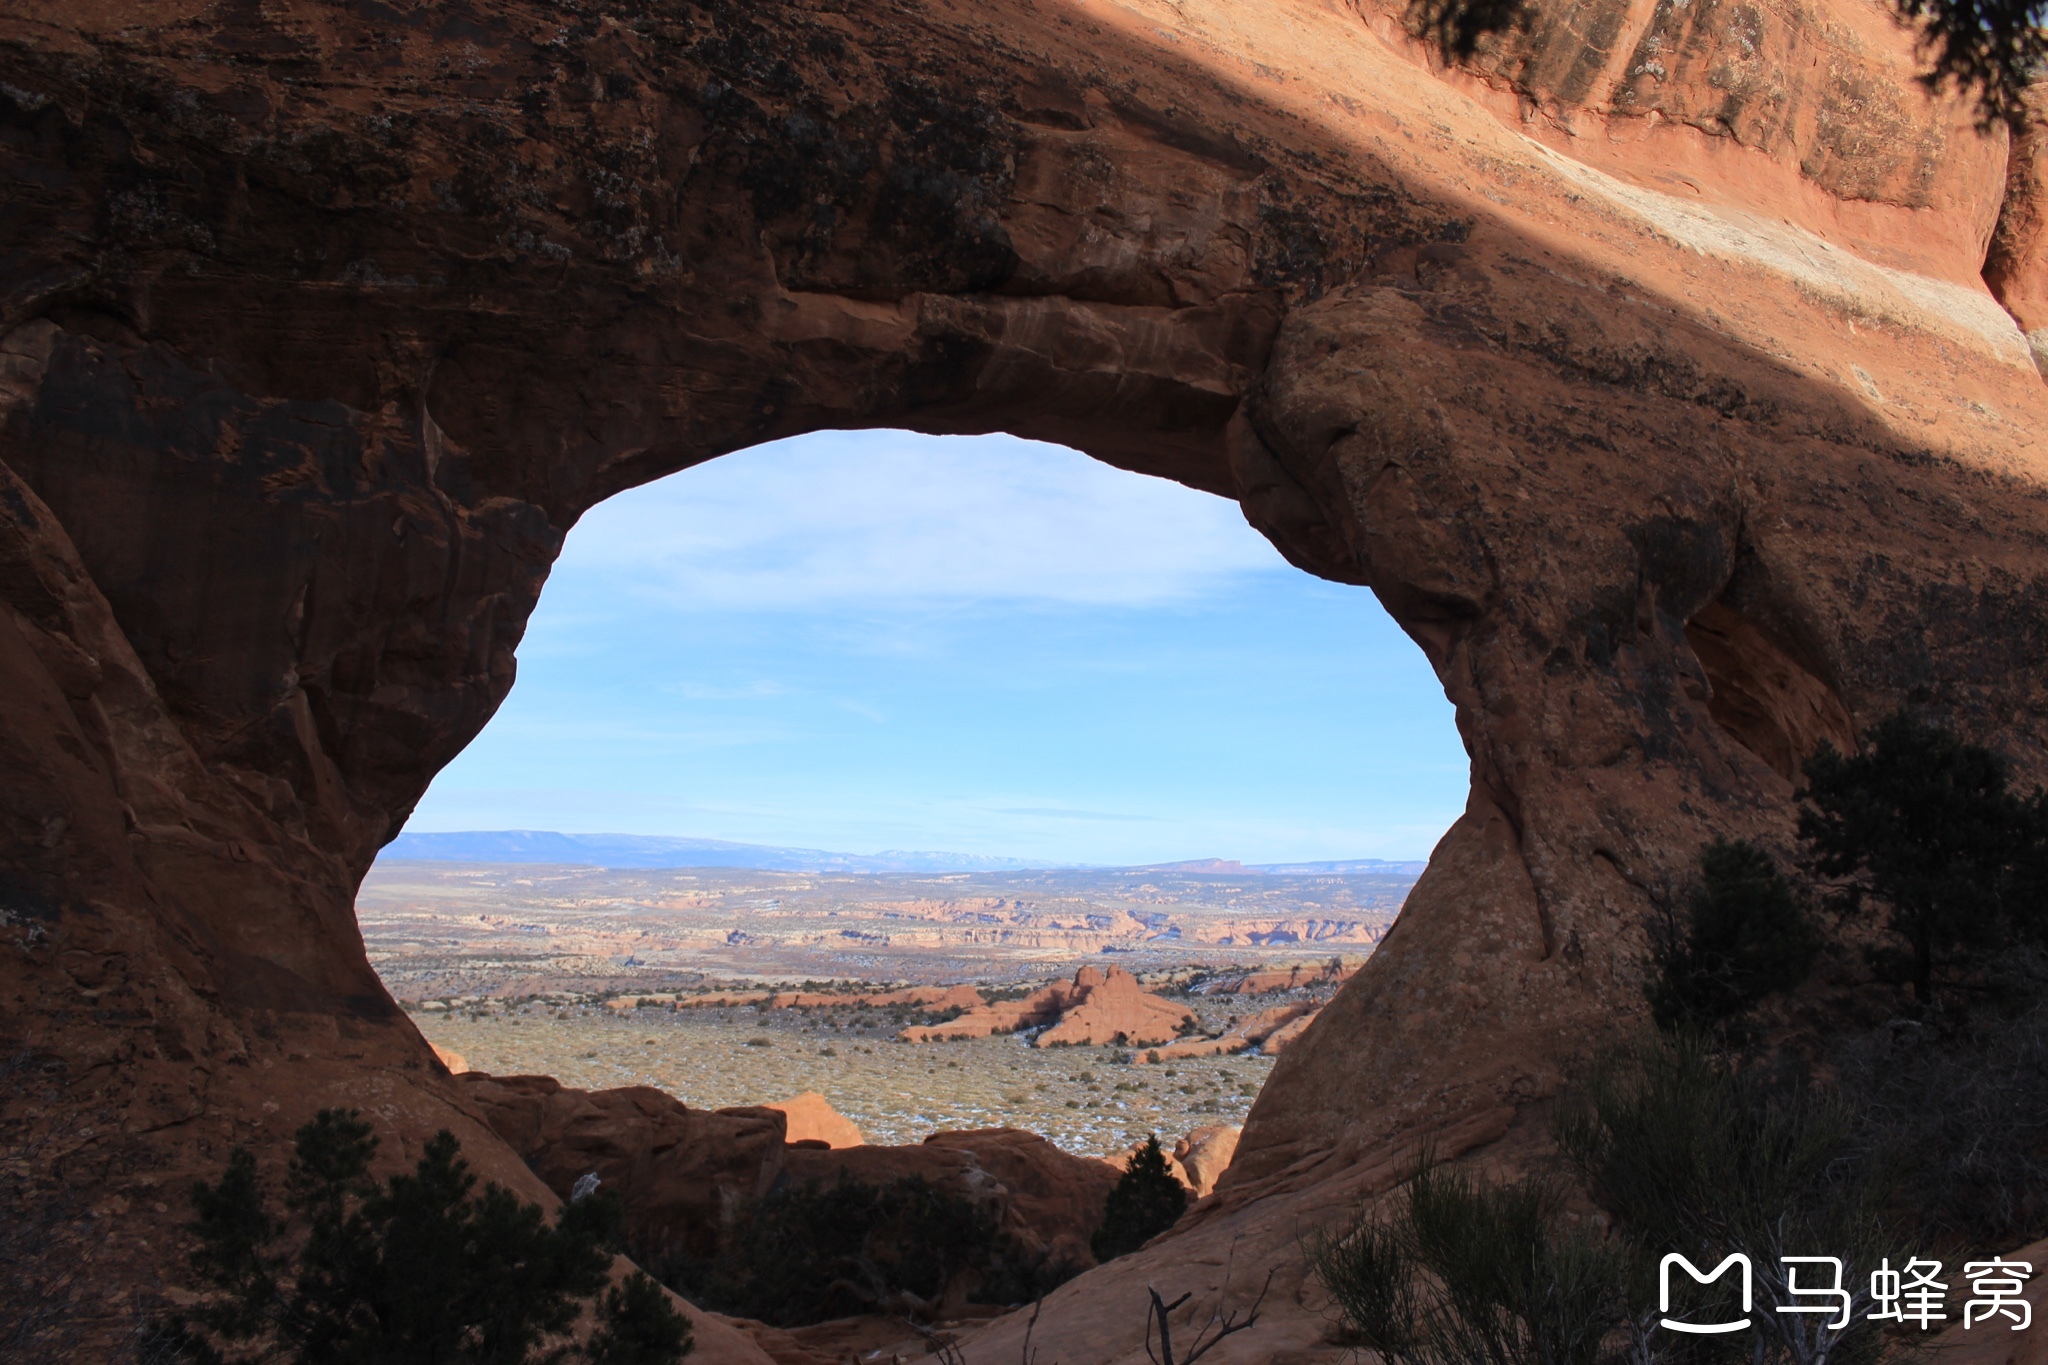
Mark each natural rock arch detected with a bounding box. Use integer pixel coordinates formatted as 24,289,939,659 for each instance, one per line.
2,0,2045,1354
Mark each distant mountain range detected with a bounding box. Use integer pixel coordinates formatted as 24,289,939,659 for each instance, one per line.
379,831,1053,873
379,831,1427,877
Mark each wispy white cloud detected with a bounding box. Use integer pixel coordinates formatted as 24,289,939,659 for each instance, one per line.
563,431,1287,611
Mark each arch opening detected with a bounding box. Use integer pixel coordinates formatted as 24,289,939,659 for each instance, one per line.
365,426,1466,1161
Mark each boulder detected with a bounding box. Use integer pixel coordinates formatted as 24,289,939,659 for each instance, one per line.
1172,1126,1241,1199
456,1072,787,1261
765,1092,864,1149
784,1128,1119,1272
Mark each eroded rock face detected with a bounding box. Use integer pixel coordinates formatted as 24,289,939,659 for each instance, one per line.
0,0,2045,1350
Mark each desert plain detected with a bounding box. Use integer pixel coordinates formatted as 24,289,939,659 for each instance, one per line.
361,858,1413,1155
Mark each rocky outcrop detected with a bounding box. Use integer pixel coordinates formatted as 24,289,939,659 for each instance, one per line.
457,1072,789,1261
765,1092,864,1149
462,1073,1107,1281
1,0,2045,1352
1139,1001,1317,1062
784,1128,1120,1273
1172,1126,1241,1199
1194,961,1359,995
900,966,1196,1047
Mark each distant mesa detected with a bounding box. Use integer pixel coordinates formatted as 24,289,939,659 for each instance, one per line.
1139,858,1254,874
901,965,1196,1047
378,829,1428,877
379,829,1062,873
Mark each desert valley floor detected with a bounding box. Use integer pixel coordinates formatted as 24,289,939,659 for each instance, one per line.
361,859,1415,1154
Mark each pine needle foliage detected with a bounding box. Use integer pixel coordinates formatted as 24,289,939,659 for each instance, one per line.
653,1173,1067,1327
1092,1136,1188,1263
1646,840,1817,1035
172,1109,691,1365
1798,712,2045,1006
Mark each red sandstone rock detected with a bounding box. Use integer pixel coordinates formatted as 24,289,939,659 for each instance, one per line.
765,1092,864,1148
1198,961,1358,995
1258,1012,1319,1056
457,1073,787,1261
768,984,984,1011
1172,1126,1241,1198
785,1128,1120,1272
430,1042,469,1075
1140,1001,1316,1062
903,966,1195,1047
2,0,2046,1352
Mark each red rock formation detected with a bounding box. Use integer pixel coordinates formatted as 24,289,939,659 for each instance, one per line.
1,0,2045,1352
765,1091,865,1149
901,965,1196,1047
457,1072,788,1261
1199,961,1359,995
1140,1000,1317,1062
1258,1011,1318,1055
784,1129,1120,1272
1172,1126,1241,1198
768,983,984,1011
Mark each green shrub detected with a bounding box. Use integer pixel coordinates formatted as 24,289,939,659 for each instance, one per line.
1799,712,2043,1005
1313,1035,1920,1365
174,1109,691,1364
1307,1158,1632,1365
1091,1136,1186,1262
652,1174,1068,1327
1646,839,1816,1034
1834,995,2048,1248
1557,1035,1900,1365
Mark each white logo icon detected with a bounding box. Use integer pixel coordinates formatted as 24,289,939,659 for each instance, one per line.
1661,1253,1753,1335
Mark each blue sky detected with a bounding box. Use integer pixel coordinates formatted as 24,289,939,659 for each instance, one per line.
405,430,1467,864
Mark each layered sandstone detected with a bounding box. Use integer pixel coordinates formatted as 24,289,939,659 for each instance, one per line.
0,0,2044,1355
899,965,1197,1046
